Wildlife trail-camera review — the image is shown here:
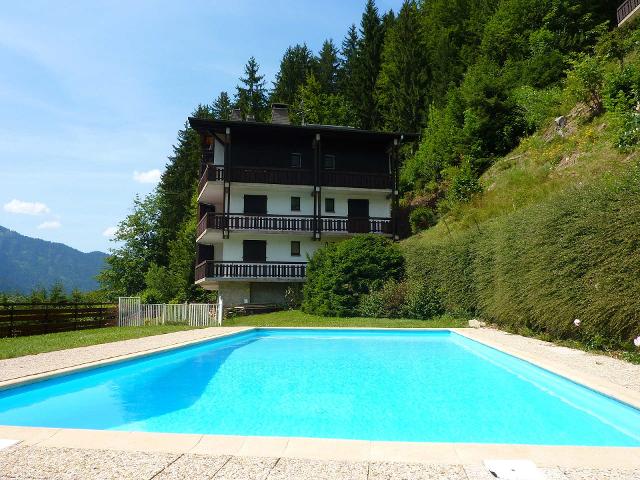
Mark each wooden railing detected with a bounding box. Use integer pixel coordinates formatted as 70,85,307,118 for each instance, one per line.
195,261,307,280
322,216,392,234
231,166,314,186
197,212,392,234
618,0,640,24
321,170,391,189
0,303,117,338
198,164,225,193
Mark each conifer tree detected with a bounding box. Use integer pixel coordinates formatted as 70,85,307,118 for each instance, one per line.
272,44,315,106
338,24,360,125
235,56,269,121
211,91,232,120
376,0,429,132
353,0,386,129
316,39,340,94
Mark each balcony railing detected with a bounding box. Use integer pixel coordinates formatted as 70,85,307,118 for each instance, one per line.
618,0,640,24
198,164,225,192
321,170,391,189
197,212,392,236
322,216,392,234
231,166,314,186
195,261,307,281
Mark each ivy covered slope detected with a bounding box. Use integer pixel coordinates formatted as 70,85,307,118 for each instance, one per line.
402,28,640,350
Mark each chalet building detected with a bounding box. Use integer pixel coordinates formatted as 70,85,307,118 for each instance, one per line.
618,0,640,26
189,104,417,306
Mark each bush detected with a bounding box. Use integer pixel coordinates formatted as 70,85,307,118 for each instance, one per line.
566,55,605,115
409,206,437,233
302,235,405,317
358,279,443,320
401,165,640,347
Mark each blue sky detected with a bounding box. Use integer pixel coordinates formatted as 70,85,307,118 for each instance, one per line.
0,0,402,253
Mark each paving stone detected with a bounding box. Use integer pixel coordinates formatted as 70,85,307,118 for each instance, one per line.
560,468,640,480
266,458,367,480
154,454,231,480
368,462,467,480
0,445,176,480
212,456,278,480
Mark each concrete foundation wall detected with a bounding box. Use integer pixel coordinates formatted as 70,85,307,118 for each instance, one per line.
218,281,292,306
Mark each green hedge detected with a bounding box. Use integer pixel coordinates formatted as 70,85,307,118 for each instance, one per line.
402,166,640,347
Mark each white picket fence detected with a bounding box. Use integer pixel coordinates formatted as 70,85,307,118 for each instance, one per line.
118,297,223,327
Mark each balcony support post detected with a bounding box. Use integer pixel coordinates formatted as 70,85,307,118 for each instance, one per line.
313,133,322,241
223,127,232,239
391,137,400,241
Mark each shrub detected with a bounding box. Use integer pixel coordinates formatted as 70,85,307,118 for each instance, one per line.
566,55,605,115
401,165,640,347
358,279,443,320
409,206,437,233
302,235,405,317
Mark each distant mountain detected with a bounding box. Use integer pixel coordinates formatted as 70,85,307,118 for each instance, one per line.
0,226,107,293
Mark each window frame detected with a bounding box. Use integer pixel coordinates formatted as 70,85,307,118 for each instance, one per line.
325,197,335,213
290,152,302,169
290,240,301,257
323,154,336,170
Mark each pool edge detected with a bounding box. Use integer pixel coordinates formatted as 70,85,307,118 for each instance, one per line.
1,425,639,468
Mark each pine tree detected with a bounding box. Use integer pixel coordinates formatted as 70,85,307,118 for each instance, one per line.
353,0,386,129
211,91,232,120
235,56,269,121
316,39,340,94
272,44,315,106
376,0,429,132
338,24,360,124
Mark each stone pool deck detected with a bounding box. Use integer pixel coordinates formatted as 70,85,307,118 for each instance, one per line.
0,326,639,479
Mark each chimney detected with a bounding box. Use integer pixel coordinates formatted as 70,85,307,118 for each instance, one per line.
271,103,290,125
230,108,242,121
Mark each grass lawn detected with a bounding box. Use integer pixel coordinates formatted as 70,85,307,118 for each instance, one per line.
0,325,198,360
224,310,468,328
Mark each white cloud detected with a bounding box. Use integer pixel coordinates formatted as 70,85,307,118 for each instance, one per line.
102,226,118,237
133,169,161,184
3,199,50,215
37,220,61,230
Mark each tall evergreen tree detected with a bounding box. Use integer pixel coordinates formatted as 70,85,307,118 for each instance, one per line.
235,56,269,121
353,0,386,129
376,0,429,132
211,91,232,120
316,39,340,94
338,24,360,125
272,44,315,106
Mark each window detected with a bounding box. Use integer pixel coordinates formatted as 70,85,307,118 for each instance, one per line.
325,198,335,213
291,241,301,256
291,196,301,212
243,195,267,214
323,154,335,170
290,153,302,168
243,240,267,262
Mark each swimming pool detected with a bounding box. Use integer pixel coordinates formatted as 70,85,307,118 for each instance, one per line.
0,329,639,446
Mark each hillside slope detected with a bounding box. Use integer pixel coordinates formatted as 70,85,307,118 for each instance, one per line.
0,226,107,293
401,108,640,349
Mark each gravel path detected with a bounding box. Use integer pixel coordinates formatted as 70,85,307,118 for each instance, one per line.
1,444,637,480
0,327,250,383
462,328,640,393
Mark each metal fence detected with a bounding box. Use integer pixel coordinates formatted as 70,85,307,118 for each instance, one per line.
118,297,222,327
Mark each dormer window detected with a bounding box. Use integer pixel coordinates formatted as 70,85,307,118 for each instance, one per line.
323,154,335,170
290,153,302,168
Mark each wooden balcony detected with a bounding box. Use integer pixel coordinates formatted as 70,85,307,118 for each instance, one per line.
618,0,640,25
197,212,392,236
322,216,392,234
231,166,314,186
198,164,224,192
321,170,392,190
195,261,307,281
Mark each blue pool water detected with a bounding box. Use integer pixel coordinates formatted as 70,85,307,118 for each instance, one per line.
0,329,639,446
